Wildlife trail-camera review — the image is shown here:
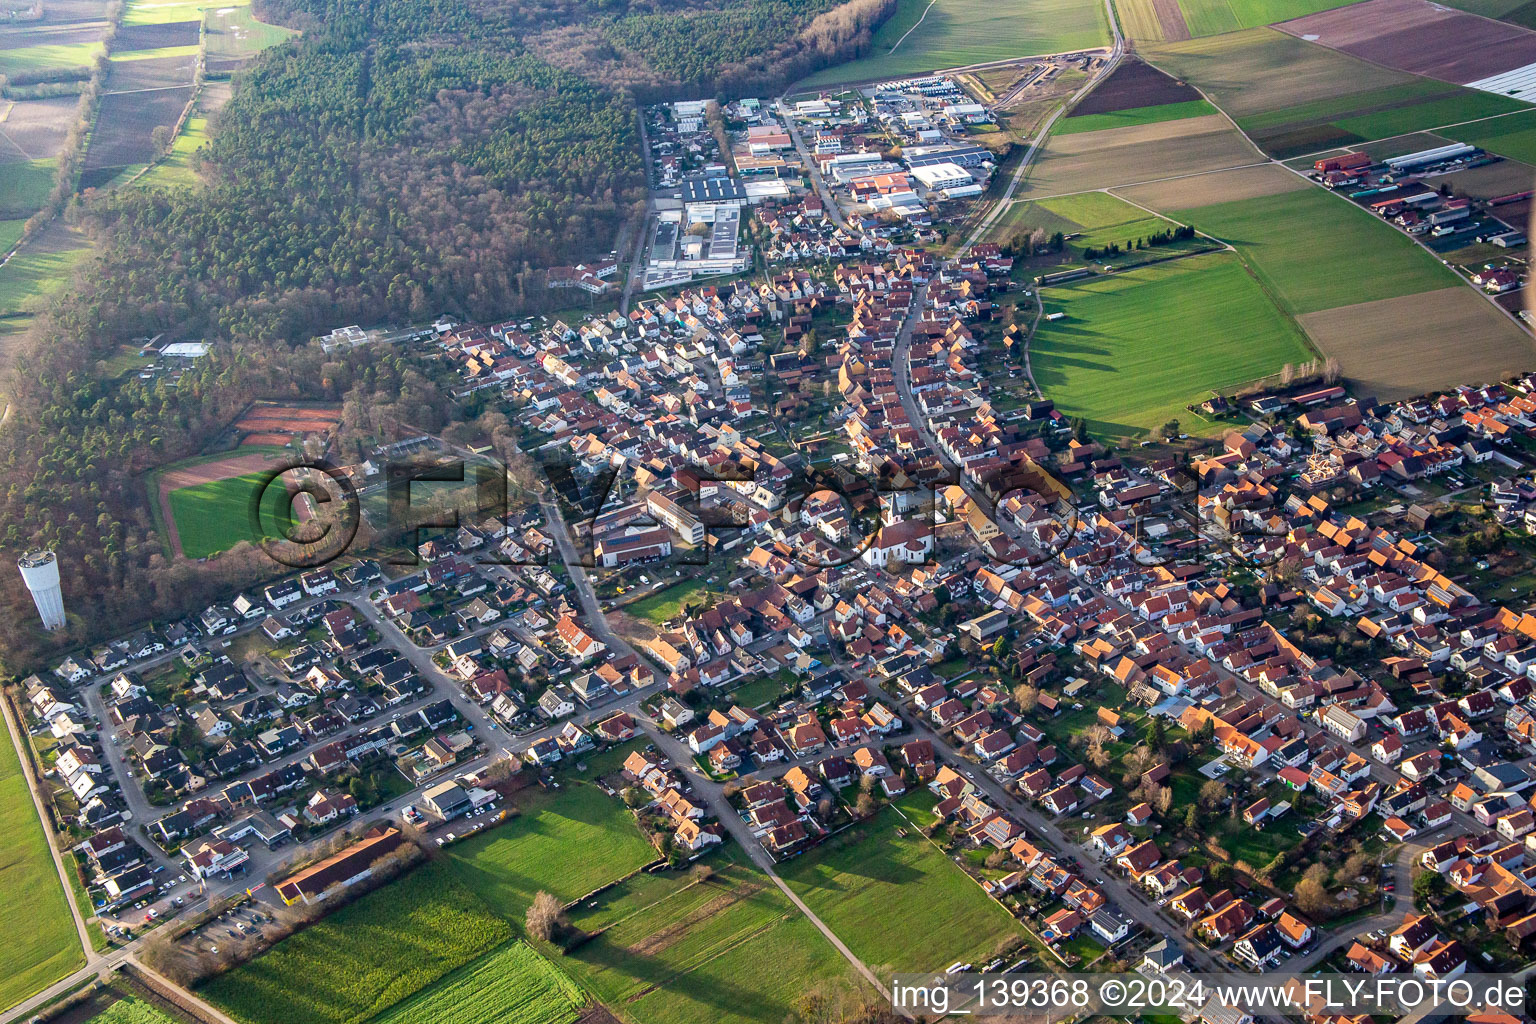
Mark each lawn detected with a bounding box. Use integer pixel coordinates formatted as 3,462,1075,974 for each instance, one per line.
371,941,584,1024
0,160,57,220
0,725,84,1013
560,861,866,1024
1058,99,1217,134
138,116,207,189
443,782,656,921
779,806,1024,977
727,673,788,708
626,578,710,624
1031,251,1313,437
796,0,1109,87
1446,109,1536,164
1170,187,1457,314
167,469,295,559
200,864,512,1024
84,995,180,1024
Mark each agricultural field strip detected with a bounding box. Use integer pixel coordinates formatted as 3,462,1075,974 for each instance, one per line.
1074,86,1531,330
886,0,938,52
1279,102,1536,159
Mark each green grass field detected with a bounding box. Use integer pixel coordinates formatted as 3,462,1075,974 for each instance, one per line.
626,579,709,623
1234,80,1528,156
1171,187,1457,314
796,0,1109,87
561,861,867,1024
0,725,84,1013
0,220,24,256
1439,0,1536,27
0,236,89,314
1030,252,1312,437
779,807,1024,977
167,468,295,558
1058,99,1217,134
138,116,207,188
84,995,181,1024
110,45,201,62
371,941,584,1024
0,42,104,76
0,160,57,220
989,191,1208,267
443,782,657,920
204,3,297,56
1447,109,1536,164
124,0,245,25
1174,0,1364,36
201,865,512,1024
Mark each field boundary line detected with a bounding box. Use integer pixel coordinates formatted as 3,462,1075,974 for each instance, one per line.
1283,105,1536,163
886,0,937,53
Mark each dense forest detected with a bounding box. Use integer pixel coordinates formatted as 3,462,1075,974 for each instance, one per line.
0,0,898,668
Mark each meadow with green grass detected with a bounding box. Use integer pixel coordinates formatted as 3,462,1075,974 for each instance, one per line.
989,191,1209,267
779,807,1025,976
796,0,1109,87
0,160,58,220
204,2,297,57
166,469,295,559
0,42,104,76
0,221,24,256
202,865,512,1024
372,941,585,1024
443,782,657,919
124,0,243,25
138,116,207,188
1447,109,1536,164
1030,252,1312,437
560,860,867,1024
0,726,84,1012
0,229,88,315
1170,187,1456,314
1058,99,1216,134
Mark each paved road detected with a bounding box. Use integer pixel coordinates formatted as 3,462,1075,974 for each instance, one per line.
780,99,849,231
960,0,1124,253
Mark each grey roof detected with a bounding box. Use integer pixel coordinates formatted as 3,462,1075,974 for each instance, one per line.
682,176,746,203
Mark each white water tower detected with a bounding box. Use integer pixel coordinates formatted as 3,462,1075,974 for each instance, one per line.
18,550,65,631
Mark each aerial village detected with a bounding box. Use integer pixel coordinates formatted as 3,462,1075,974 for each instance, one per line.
22,67,1536,1024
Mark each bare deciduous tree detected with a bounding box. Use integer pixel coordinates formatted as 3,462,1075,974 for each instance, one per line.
526,890,566,942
